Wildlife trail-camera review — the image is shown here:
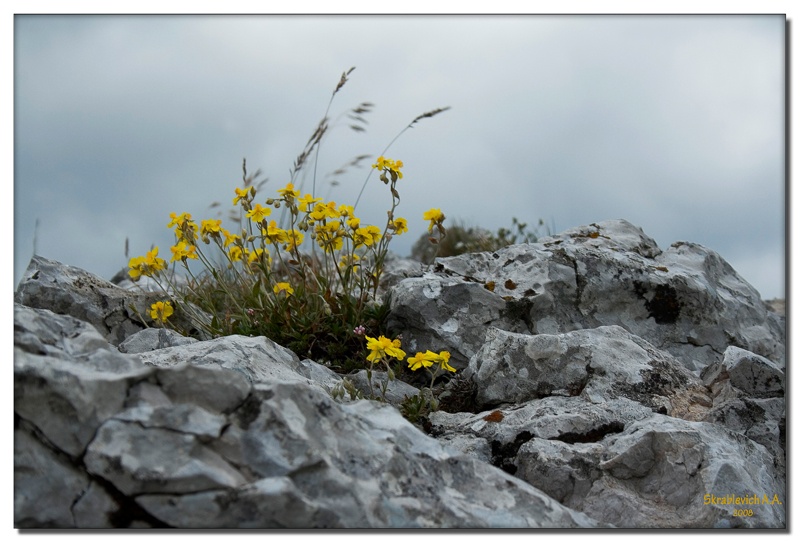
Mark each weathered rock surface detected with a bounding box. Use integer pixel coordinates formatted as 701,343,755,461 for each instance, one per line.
14,301,598,528
430,399,784,528
15,255,209,345
387,219,784,372
464,325,710,417
15,217,786,530
346,369,422,405
118,328,198,353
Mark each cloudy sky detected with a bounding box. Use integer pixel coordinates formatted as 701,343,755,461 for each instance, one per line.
13,13,786,299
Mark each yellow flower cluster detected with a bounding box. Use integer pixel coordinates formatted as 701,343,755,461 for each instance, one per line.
365,335,406,364
408,350,456,372
127,156,448,350
128,247,166,280
364,334,455,374
372,155,404,181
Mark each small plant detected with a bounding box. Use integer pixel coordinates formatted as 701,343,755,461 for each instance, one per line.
399,391,436,425
411,216,549,261
362,334,406,400
125,69,449,375
330,377,365,402
329,332,458,427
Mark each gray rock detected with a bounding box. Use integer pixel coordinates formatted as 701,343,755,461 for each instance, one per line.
15,298,598,528
430,397,785,528
14,426,93,528
15,255,208,345
702,397,785,475
387,219,784,372
135,334,339,393
148,381,598,528
701,346,784,399
465,325,710,416
347,369,422,405
85,419,249,495
585,416,785,528
14,304,152,457
377,253,426,296
388,274,527,369
698,346,786,477
764,298,785,317
429,396,652,472
15,221,786,529
298,358,344,390
118,328,198,353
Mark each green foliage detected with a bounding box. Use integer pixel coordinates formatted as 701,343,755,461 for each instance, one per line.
410,216,549,262
399,389,438,426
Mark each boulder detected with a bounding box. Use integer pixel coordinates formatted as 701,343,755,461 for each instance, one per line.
387,219,784,372
15,255,209,345
464,325,710,416
118,328,198,353
14,301,598,528
701,346,785,400
430,397,785,528
699,346,786,479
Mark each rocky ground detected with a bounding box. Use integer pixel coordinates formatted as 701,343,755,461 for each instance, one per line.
14,219,785,529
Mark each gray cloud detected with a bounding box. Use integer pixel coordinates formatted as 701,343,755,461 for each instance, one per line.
14,14,785,299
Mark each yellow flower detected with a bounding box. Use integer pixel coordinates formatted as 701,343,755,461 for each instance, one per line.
128,247,166,280
277,183,300,200
372,156,404,179
200,219,222,242
265,220,289,244
338,204,355,218
392,217,408,235
316,221,344,253
150,301,174,323
229,245,243,261
298,193,322,213
309,201,340,222
437,350,456,373
248,248,269,266
283,229,304,252
168,212,198,243
347,217,360,230
128,256,146,280
167,212,192,228
144,247,167,273
353,225,381,247
170,241,198,262
408,350,455,372
365,335,406,364
246,203,271,222
423,208,445,232
273,282,294,296
222,228,241,247
233,186,253,206
408,351,436,371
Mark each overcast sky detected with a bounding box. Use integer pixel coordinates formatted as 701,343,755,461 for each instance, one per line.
13,14,786,299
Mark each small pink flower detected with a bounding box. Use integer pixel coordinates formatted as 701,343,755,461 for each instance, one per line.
353,325,366,336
